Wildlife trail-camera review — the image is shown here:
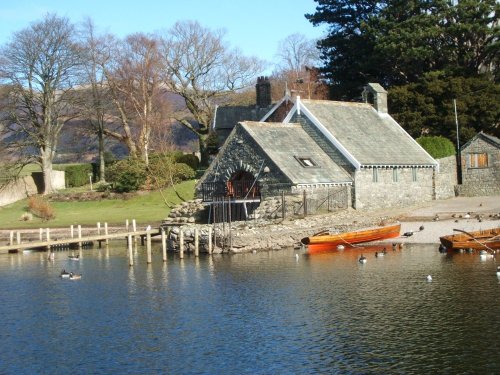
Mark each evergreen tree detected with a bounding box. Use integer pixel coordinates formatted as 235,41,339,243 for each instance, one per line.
308,0,499,142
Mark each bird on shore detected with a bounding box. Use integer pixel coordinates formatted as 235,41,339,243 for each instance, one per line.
419,225,424,231
403,231,414,237
496,266,500,277
146,225,151,231
427,275,433,282
359,255,367,264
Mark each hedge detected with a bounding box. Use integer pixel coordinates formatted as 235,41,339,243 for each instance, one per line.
54,164,93,187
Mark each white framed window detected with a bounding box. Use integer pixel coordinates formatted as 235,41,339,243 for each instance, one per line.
468,153,488,168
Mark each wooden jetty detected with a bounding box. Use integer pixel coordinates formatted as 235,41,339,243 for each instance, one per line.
0,229,160,254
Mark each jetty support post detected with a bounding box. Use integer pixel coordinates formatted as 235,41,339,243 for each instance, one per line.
194,228,199,257
208,227,212,254
78,225,82,249
46,228,50,251
70,225,74,238
97,222,101,248
39,228,43,241
9,231,14,246
281,191,286,220
303,190,307,217
133,219,138,245
161,228,167,262
128,234,134,266
146,230,152,264
104,223,109,246
16,231,21,245
179,228,184,259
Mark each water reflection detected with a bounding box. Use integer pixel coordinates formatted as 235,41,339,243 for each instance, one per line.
0,244,498,374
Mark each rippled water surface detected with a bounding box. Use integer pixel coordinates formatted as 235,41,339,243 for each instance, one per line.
0,243,499,374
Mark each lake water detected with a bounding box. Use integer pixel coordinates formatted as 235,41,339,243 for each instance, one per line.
0,243,499,374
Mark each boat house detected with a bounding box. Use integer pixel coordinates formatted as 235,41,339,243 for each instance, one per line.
197,83,442,217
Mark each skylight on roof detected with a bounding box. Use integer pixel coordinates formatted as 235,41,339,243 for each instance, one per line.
295,156,317,168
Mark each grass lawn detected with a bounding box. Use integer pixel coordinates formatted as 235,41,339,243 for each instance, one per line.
0,180,196,229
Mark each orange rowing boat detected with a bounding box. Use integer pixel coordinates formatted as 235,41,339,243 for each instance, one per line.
301,224,401,254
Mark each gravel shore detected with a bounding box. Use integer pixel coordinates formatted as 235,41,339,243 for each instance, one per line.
228,195,500,252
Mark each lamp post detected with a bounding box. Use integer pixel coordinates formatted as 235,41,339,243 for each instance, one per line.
453,99,462,184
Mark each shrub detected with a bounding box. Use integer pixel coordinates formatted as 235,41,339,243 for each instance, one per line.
95,182,112,192
175,153,200,171
172,162,196,182
106,159,147,193
416,136,456,159
27,195,55,221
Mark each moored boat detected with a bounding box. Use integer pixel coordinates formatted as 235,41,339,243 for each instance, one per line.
439,227,500,252
301,224,401,254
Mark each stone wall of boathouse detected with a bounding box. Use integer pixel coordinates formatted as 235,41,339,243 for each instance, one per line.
353,166,434,210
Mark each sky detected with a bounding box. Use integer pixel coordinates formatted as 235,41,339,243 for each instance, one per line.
0,0,327,72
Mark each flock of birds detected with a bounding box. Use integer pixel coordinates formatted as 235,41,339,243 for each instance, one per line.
46,251,83,280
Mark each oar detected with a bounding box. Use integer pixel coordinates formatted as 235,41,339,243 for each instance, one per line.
453,228,495,253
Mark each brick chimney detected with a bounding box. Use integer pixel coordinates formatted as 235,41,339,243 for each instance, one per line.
362,83,388,114
256,76,271,108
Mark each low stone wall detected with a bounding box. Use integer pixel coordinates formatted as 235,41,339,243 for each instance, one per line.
0,170,66,207
0,176,38,206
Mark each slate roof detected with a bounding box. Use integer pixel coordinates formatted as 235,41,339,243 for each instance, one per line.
298,99,437,166
240,121,353,185
462,131,500,149
214,105,270,130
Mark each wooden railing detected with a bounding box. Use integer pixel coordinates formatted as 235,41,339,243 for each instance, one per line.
201,180,261,202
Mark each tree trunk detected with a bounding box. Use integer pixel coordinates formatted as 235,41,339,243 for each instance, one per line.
98,126,106,182
41,149,54,195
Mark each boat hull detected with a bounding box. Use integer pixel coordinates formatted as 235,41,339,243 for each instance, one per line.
439,227,500,251
302,224,401,254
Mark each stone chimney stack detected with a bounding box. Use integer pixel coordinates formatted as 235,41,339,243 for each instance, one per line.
362,83,388,114
256,76,271,108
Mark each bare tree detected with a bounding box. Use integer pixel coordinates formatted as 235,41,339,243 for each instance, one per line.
273,34,328,100
102,33,166,165
159,20,264,164
276,33,320,75
0,14,82,194
79,18,114,182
